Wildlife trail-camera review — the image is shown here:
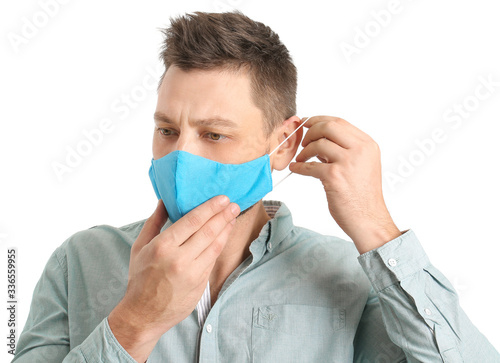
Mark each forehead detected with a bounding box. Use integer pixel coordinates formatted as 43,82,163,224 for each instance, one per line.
156,65,263,126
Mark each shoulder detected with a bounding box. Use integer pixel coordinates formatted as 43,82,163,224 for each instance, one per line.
54,219,148,265
284,225,370,284
288,225,360,260
270,224,372,300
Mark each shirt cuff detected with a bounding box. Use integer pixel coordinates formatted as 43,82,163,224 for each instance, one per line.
77,316,139,363
357,229,431,292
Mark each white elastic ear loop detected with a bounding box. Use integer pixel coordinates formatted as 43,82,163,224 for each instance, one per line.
270,117,311,188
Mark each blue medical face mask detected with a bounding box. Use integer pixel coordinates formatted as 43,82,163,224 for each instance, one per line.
148,117,309,223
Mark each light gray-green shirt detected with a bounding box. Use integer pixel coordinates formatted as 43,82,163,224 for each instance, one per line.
13,200,500,362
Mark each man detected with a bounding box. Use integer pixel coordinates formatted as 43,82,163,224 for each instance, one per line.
13,11,500,363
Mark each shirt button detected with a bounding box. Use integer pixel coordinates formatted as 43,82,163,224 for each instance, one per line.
388,258,397,267
424,308,432,316
268,242,272,250
206,324,212,333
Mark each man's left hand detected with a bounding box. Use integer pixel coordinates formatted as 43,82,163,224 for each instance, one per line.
289,116,402,255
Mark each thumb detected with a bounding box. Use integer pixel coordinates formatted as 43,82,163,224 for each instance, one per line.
131,199,168,255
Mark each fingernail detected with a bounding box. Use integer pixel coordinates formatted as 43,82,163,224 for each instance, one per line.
231,203,240,215
219,195,230,206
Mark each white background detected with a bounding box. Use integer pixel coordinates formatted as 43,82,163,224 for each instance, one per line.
1,0,499,360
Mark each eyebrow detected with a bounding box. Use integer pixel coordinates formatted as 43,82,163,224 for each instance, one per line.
154,111,239,129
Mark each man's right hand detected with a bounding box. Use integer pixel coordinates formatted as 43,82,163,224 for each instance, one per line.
108,195,240,362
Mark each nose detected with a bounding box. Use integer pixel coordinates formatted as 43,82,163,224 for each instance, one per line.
175,131,200,156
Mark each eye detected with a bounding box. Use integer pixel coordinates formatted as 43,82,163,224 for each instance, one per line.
158,128,174,136
206,132,225,141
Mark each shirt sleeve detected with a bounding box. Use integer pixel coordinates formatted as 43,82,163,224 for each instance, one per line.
353,285,407,362
12,247,138,363
355,229,500,362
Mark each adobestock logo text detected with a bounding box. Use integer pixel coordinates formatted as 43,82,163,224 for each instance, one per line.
384,73,500,191
51,64,163,182
340,0,415,63
7,0,72,54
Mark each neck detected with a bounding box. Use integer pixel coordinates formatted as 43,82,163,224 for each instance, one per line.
209,200,271,301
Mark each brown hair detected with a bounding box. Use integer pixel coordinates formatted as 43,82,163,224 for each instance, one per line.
158,11,297,136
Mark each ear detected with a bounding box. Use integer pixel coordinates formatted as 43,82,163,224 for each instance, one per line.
269,116,303,171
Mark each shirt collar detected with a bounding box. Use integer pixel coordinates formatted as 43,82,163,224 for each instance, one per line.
159,200,295,263
248,200,294,264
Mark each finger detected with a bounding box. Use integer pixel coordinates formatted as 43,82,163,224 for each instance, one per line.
165,195,231,247
194,218,236,272
181,202,240,260
131,199,168,255
300,115,341,129
289,160,327,179
295,138,345,164
301,117,367,149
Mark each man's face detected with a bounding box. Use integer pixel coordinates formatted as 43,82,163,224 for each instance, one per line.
153,65,271,165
